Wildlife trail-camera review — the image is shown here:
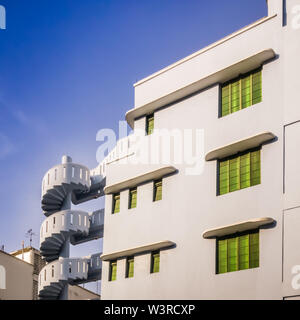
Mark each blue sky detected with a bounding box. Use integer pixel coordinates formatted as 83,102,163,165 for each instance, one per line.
0,0,267,293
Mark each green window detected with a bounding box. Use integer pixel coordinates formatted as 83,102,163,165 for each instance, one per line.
221,69,262,117
217,230,259,274
126,257,134,278
146,114,154,135
129,188,137,209
153,180,162,202
112,193,120,214
151,251,160,273
218,148,261,195
109,261,117,281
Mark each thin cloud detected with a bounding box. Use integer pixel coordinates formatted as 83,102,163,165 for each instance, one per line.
0,93,49,136
0,133,16,159
12,109,49,135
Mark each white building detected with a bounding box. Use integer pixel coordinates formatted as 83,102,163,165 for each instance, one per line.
39,0,300,300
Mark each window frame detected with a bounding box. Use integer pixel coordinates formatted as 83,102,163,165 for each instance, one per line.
216,229,259,274
217,147,261,196
219,67,262,118
150,250,160,274
128,188,137,209
109,260,117,281
146,113,154,136
112,193,120,214
126,256,134,279
153,179,162,202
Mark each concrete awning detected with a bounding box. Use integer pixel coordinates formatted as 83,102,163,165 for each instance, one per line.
104,166,176,195
205,132,276,161
202,217,275,239
100,240,175,261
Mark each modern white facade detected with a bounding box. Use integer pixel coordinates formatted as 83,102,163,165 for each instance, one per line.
39,0,300,299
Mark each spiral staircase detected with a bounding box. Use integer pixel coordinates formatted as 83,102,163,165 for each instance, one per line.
38,155,105,300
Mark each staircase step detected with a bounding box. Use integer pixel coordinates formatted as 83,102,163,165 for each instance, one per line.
55,185,67,198
42,198,61,206
52,234,64,244
61,183,69,196
43,256,58,262
40,244,60,252
42,204,60,211
39,289,58,297
46,236,62,245
43,192,63,202
42,244,61,252
41,238,60,246
43,210,57,216
60,232,66,241
50,188,65,200
42,204,60,212
43,289,60,296
51,282,64,290
41,253,59,259
46,287,61,294
41,249,60,255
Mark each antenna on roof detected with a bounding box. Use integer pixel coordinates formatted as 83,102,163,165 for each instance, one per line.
25,229,36,247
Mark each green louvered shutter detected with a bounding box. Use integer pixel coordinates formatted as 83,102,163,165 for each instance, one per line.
129,188,137,209
250,150,261,186
219,160,229,195
152,252,160,273
229,157,240,192
113,194,120,214
249,232,259,268
240,153,251,189
217,232,259,274
239,234,250,270
154,180,162,201
242,75,251,109
218,239,228,274
110,261,117,281
228,237,238,272
127,258,134,278
146,115,154,135
218,148,261,195
231,80,240,113
221,68,262,117
221,85,230,116
252,70,262,105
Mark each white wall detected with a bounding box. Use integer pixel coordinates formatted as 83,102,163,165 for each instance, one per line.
101,0,300,299
134,14,281,108
0,252,33,300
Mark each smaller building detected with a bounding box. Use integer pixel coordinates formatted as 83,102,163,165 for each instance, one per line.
0,247,100,300
0,249,33,300
11,247,46,299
